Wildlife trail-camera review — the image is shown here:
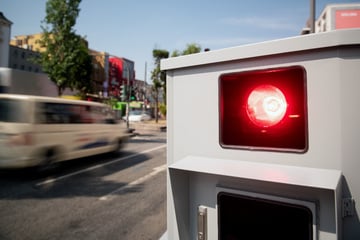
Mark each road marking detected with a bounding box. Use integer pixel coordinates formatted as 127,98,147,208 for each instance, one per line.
98,164,167,201
35,144,167,187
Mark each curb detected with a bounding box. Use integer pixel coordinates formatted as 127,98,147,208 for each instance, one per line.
129,122,167,132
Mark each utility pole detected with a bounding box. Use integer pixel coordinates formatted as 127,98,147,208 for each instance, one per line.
123,60,130,129
310,0,315,33
104,53,109,97
143,62,147,111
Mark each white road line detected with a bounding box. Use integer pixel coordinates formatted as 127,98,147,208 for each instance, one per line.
35,144,167,187
98,164,167,201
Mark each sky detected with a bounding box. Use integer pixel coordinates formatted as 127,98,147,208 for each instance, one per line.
1,0,359,81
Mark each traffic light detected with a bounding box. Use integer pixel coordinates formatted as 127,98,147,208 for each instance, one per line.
219,65,308,153
130,88,136,101
120,84,127,101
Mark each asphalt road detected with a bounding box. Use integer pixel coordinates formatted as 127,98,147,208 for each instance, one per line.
0,131,167,240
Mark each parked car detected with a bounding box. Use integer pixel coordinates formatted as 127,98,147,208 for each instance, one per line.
123,110,152,122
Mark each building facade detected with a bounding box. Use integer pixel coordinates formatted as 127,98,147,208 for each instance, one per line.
108,57,126,98
3,12,145,102
8,33,141,99
316,3,360,33
108,56,143,100
89,49,107,96
9,33,44,51
0,12,12,67
9,45,42,73
8,33,45,73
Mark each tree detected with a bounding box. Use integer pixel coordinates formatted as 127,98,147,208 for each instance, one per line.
182,43,202,55
171,50,181,58
151,49,169,123
150,44,201,122
70,36,93,98
171,43,202,57
38,0,92,96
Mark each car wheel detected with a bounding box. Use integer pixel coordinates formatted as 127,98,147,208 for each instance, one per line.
36,148,59,174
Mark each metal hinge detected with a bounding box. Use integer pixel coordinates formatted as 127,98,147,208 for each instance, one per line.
197,205,207,240
342,198,355,218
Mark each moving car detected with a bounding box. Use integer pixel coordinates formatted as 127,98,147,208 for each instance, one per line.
123,110,152,122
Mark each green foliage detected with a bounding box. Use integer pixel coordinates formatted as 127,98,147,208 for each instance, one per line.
151,49,169,122
151,49,168,98
182,43,202,55
153,49,170,61
37,0,92,96
171,50,180,57
171,43,202,57
159,103,166,117
150,43,201,122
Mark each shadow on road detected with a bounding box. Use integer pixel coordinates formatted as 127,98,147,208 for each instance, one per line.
0,148,163,199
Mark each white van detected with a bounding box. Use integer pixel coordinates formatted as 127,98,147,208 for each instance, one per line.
0,94,130,169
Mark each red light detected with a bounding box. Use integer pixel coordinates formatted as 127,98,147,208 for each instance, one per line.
219,65,308,152
246,85,287,128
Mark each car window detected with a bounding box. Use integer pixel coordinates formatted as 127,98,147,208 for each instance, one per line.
0,99,30,123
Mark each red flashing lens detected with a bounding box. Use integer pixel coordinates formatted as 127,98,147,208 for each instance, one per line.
219,66,308,153
246,85,287,128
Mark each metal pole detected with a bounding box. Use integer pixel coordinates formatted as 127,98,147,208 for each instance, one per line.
310,0,315,33
143,62,147,111
123,60,130,129
104,53,109,97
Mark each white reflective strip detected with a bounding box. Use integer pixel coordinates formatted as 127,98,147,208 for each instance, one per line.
99,164,167,201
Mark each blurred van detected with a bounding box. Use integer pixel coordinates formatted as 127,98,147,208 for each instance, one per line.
0,94,129,169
